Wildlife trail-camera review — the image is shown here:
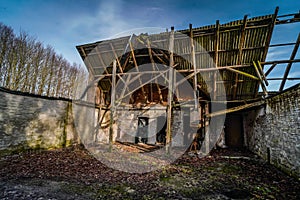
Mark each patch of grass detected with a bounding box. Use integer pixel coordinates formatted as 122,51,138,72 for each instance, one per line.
221,164,241,174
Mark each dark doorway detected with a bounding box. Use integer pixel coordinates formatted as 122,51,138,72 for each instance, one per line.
183,108,191,145
225,114,244,147
135,117,149,144
156,116,166,144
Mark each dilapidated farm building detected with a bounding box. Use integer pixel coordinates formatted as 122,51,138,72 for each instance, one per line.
0,7,299,177
75,7,300,175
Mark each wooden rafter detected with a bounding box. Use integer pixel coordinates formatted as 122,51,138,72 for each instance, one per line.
115,69,169,102
116,74,132,101
110,43,123,73
147,39,164,103
129,40,146,95
255,6,279,97
213,20,220,100
265,63,277,77
257,61,268,86
227,67,259,80
253,61,268,96
233,15,247,99
206,99,265,118
151,49,168,65
76,9,300,103
94,47,112,85
80,46,95,75
279,33,300,91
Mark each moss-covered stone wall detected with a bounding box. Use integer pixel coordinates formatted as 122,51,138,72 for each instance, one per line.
0,88,77,156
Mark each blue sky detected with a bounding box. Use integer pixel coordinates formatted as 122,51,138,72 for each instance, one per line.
0,0,299,90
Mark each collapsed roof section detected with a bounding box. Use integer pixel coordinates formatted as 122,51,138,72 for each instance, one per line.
77,7,298,103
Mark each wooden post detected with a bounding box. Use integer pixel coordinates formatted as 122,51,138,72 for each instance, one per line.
109,60,117,151
166,26,174,154
253,61,268,96
213,20,220,100
204,102,210,154
190,24,198,109
279,33,300,91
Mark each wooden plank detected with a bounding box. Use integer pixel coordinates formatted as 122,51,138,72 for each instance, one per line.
166,26,174,154
279,33,300,91
204,102,209,154
190,24,198,108
268,78,300,81
269,42,296,47
207,99,265,118
227,67,259,80
109,60,117,151
262,59,300,65
151,49,168,65
257,61,269,86
213,20,220,100
116,73,132,107
116,69,169,101
265,63,277,77
129,40,146,94
94,59,300,78
110,43,123,73
253,61,268,96
94,46,110,76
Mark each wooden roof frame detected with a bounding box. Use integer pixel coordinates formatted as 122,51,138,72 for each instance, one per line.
76,7,300,104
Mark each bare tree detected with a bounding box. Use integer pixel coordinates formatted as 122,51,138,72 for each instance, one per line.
0,23,87,99
0,23,14,86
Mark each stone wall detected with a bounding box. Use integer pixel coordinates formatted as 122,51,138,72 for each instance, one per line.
244,84,300,178
95,104,187,146
0,88,78,156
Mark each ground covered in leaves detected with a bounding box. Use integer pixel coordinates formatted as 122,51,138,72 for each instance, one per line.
0,145,299,199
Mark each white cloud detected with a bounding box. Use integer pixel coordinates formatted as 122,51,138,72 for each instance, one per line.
65,0,137,42
266,49,290,61
288,70,300,78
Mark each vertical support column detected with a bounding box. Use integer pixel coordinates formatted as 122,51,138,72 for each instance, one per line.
204,102,210,154
213,20,220,100
166,26,174,154
109,60,117,151
190,24,198,109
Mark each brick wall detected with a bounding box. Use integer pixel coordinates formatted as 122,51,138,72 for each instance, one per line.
244,84,300,178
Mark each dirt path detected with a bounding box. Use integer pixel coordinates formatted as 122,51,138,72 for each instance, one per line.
0,146,299,199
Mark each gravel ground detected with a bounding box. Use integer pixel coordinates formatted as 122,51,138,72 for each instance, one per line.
0,145,299,199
